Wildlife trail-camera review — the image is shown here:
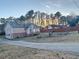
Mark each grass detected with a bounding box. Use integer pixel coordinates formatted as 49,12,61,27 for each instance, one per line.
11,31,79,43
0,44,78,59
0,31,79,43
0,35,5,40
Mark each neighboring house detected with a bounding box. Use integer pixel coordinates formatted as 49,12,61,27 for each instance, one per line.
0,22,5,34
25,23,40,36
5,21,40,39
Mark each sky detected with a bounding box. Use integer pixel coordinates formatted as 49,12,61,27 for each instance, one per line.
0,0,79,18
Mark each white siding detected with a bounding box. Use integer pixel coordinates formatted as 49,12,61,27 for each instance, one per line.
5,23,40,39
12,28,25,33
26,28,31,35
5,23,13,39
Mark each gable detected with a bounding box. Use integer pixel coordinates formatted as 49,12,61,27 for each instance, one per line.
4,23,13,35
5,23,13,30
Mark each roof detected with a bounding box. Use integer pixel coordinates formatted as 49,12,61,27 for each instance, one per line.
7,21,39,28
24,23,39,28
7,20,25,28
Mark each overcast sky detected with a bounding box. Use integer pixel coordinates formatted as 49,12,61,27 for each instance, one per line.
0,0,79,18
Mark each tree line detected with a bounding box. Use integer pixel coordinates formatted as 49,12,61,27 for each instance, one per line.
0,10,79,27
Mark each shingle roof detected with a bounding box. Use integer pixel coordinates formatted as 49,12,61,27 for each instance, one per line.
7,20,39,29
8,20,25,28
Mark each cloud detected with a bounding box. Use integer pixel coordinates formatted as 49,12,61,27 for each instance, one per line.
45,5,50,9
40,0,79,15
41,3,51,9
53,4,62,8
43,0,73,8
42,0,62,9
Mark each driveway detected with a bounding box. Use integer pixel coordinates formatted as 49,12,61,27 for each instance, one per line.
1,40,79,54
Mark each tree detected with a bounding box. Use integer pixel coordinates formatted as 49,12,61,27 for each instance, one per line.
25,10,34,20
60,16,67,24
55,11,61,18
50,13,53,18
19,15,25,21
67,16,78,27
41,12,46,18
0,18,6,23
67,12,78,26
76,16,79,24
6,16,15,21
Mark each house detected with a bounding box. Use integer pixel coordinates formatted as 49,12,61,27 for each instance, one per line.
25,23,40,36
5,21,40,39
0,22,5,35
5,21,26,39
